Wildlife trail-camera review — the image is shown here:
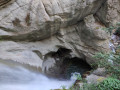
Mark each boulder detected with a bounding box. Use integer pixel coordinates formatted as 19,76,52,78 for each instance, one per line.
92,68,106,76
86,74,106,84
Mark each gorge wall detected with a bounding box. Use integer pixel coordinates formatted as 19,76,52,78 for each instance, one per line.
0,0,119,77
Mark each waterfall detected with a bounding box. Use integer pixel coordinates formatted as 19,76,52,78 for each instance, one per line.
0,63,76,90
108,33,120,64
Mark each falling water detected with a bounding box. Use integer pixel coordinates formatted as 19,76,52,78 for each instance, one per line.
108,33,120,64
0,63,76,90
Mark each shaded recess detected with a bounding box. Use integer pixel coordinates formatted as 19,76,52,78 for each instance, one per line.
63,57,92,79
44,47,92,80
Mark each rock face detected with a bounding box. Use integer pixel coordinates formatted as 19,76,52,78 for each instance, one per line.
96,0,120,26
0,0,13,7
0,0,115,76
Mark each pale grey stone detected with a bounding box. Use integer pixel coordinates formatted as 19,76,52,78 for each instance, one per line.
0,0,114,75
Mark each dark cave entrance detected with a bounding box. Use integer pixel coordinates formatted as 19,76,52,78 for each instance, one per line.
45,48,92,80
62,57,92,79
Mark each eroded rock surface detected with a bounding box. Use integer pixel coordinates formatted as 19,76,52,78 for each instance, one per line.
0,0,114,76
96,0,120,26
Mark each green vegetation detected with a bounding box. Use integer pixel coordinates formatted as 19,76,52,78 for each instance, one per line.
73,74,82,81
97,77,120,90
58,50,120,90
93,52,120,79
93,22,120,79
54,22,120,90
102,22,120,35
68,77,120,90
69,83,96,90
53,60,120,90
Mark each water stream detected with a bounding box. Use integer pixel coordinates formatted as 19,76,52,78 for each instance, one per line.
0,63,76,90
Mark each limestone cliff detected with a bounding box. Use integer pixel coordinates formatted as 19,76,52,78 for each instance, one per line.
0,0,117,75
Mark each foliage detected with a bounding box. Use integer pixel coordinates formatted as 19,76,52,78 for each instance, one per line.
66,22,120,90
94,22,120,79
73,73,82,81
69,83,97,90
93,52,120,79
80,83,97,90
97,77,120,90
68,77,120,90
103,26,115,35
68,51,120,90
102,22,120,35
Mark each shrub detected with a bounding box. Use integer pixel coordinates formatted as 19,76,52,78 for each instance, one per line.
97,77,120,90
93,52,120,79
102,22,120,35
69,78,120,90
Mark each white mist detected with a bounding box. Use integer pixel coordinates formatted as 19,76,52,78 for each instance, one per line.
0,63,76,90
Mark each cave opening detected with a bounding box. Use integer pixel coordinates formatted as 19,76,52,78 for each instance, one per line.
62,57,92,79
44,47,92,80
